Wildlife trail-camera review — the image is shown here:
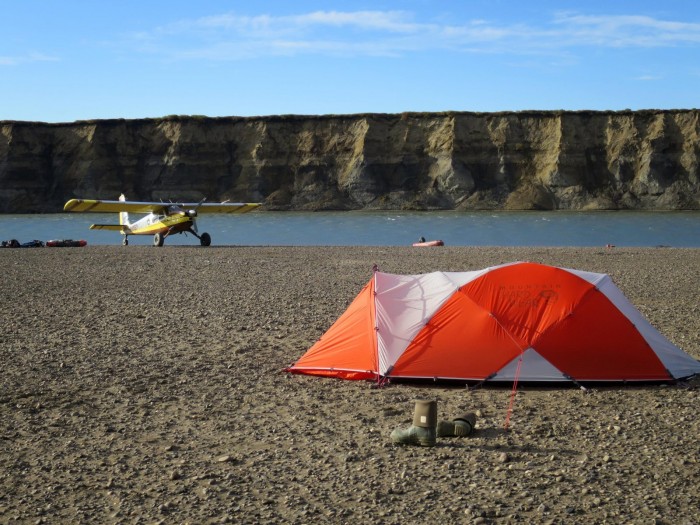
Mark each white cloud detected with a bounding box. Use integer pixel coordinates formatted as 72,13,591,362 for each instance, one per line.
127,10,700,61
0,52,59,66
552,14,700,47
191,10,420,34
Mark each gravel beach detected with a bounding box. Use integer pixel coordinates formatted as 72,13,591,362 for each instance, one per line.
1,246,699,524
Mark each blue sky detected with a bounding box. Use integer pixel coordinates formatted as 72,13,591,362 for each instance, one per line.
2,1,699,122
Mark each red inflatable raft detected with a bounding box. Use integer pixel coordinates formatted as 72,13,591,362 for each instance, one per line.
46,239,87,247
412,240,444,247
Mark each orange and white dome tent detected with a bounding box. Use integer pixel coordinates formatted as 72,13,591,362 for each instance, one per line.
287,262,700,383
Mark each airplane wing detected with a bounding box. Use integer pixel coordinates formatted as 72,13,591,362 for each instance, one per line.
64,199,167,214
185,203,262,214
64,199,261,214
90,224,129,231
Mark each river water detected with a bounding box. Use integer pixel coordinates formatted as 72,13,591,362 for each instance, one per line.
1,211,699,247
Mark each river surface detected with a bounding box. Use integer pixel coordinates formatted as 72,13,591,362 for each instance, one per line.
1,211,699,247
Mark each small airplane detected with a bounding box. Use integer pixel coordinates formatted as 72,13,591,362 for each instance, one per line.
64,194,261,246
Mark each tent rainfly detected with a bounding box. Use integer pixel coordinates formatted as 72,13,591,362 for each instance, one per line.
286,262,700,383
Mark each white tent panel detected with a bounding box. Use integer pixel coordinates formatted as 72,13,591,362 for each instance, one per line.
374,270,485,375
564,267,609,287
492,347,568,382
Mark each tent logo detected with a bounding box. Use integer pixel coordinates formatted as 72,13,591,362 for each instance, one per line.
538,289,559,303
499,284,560,308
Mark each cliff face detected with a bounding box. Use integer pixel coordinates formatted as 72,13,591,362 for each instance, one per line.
1,110,698,213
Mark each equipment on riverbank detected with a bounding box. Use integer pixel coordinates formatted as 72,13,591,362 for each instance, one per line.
391,405,476,446
412,239,444,247
2,239,45,248
287,262,700,384
437,413,476,437
390,400,438,447
46,239,87,247
64,194,261,247
2,239,86,248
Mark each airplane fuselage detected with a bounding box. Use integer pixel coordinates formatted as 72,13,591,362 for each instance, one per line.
125,212,193,236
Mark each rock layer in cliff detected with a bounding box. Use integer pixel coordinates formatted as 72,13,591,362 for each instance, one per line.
1,110,698,213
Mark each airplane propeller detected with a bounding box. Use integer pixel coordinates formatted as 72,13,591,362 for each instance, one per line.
189,198,207,233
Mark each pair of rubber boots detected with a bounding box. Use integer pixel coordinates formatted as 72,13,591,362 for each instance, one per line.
390,400,476,447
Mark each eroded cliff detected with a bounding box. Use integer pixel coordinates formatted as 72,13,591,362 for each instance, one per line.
1,110,698,212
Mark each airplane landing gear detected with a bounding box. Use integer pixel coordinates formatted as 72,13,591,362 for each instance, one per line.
186,227,211,247
122,237,129,246
153,232,165,247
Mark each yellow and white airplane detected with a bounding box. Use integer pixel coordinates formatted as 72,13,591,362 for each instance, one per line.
64,194,260,246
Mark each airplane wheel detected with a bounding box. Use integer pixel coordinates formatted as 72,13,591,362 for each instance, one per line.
153,233,165,247
200,232,211,247
122,238,129,246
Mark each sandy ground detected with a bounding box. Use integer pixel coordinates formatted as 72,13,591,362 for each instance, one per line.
1,245,699,524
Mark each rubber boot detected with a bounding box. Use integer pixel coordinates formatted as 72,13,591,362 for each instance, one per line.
390,400,437,447
436,412,476,437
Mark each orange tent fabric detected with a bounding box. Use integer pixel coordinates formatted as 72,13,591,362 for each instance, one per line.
287,262,700,383
290,279,378,380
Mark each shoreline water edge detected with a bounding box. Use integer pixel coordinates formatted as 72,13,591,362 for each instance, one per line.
1,210,700,247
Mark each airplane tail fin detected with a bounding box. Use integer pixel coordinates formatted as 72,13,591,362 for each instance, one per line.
118,194,130,227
